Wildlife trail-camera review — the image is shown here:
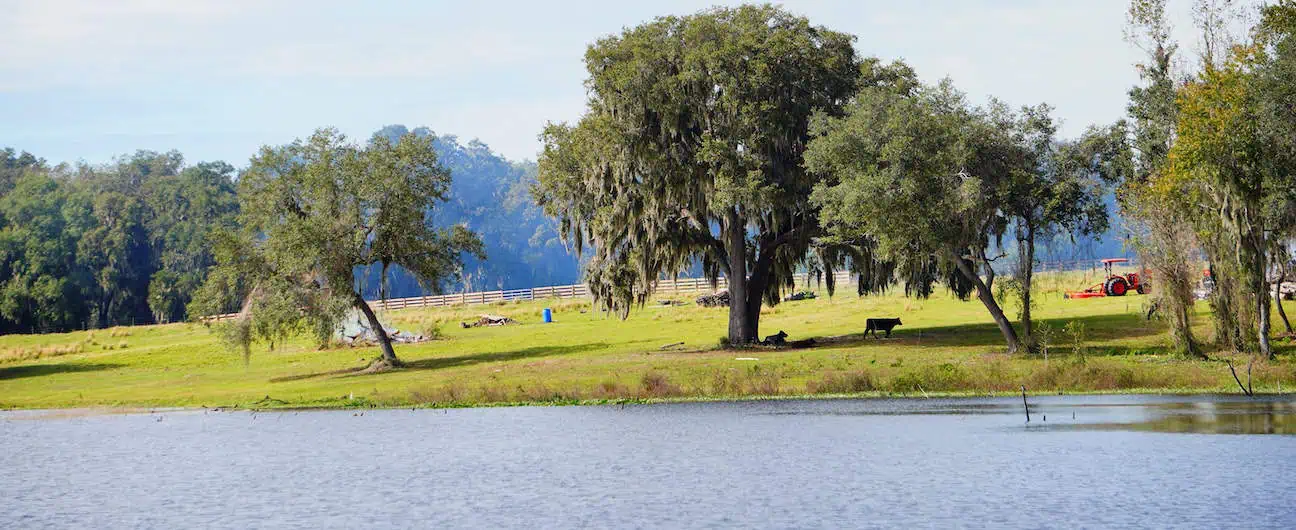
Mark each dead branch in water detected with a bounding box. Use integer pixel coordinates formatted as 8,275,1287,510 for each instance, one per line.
1021,385,1030,422
1226,360,1254,396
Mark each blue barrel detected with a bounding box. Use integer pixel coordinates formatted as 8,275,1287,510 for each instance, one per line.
542,308,553,323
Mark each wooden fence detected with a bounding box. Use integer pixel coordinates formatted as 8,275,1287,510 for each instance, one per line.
202,271,853,322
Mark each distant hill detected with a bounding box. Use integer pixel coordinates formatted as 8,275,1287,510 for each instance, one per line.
359,125,581,298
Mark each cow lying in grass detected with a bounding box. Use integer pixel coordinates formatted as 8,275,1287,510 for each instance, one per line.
864,318,902,338
762,330,788,346
760,330,816,348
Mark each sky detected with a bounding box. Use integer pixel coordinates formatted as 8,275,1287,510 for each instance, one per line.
0,0,1215,167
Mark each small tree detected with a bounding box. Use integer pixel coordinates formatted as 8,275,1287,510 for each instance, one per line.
1004,105,1127,351
1169,49,1280,358
1121,0,1205,358
200,129,482,367
808,80,1027,353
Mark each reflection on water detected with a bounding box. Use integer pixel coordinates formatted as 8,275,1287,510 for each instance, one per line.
1054,399,1296,435
757,394,1296,435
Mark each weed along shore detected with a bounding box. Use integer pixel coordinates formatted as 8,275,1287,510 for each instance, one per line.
2,273,1294,410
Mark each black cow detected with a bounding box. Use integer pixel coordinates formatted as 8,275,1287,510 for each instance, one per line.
864,318,902,338
762,330,789,346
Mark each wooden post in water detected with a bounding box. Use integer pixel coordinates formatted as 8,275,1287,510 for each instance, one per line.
1021,385,1030,422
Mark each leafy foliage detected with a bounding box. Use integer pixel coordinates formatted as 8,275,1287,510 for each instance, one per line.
0,150,238,333
199,128,482,363
535,4,859,344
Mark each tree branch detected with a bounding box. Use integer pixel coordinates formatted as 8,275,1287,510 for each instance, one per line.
763,223,820,255
962,251,1007,263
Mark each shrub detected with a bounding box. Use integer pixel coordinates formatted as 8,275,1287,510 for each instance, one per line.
640,372,681,398
889,363,970,392
709,369,741,396
592,379,629,399
422,321,444,340
478,385,510,403
1064,320,1087,356
743,364,781,395
806,370,874,394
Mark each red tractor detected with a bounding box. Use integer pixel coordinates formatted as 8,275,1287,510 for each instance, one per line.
1065,258,1150,299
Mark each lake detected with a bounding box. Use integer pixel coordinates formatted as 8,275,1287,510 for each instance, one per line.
3,394,1294,528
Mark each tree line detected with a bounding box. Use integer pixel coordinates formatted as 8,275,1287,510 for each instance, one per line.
534,1,1296,357
1121,0,1296,359
0,149,238,333
0,129,578,337
5,2,1293,367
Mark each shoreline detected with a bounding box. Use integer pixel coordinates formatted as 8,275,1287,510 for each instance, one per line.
4,289,1293,414
4,387,1291,415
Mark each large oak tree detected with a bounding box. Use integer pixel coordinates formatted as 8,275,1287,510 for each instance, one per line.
534,5,859,344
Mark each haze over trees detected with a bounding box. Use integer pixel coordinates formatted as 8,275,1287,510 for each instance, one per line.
367,126,576,295
0,130,573,335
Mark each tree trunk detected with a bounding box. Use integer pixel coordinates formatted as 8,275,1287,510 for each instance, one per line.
1250,231,1273,359
955,255,1021,354
354,292,400,366
1175,301,1205,359
743,275,763,344
744,242,781,344
1207,260,1242,351
1018,228,1036,351
724,210,755,345
1275,268,1292,335
1257,275,1273,360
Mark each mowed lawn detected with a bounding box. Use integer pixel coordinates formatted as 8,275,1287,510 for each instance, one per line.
2,271,1294,409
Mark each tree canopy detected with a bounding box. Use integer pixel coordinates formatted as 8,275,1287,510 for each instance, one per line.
0,150,238,333
201,128,482,366
535,4,859,344
806,79,1123,354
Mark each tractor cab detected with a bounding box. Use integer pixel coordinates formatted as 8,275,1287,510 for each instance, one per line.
1100,258,1148,296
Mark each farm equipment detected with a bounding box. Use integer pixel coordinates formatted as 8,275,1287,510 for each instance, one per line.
1065,258,1151,299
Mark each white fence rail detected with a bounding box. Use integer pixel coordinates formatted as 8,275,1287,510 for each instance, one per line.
202,261,1142,323
203,271,853,322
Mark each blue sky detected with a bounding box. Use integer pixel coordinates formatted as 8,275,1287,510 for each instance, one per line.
1,0,1213,166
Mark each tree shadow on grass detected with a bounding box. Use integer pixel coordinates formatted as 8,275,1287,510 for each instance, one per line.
396,342,609,372
272,342,610,382
809,312,1166,351
0,363,122,381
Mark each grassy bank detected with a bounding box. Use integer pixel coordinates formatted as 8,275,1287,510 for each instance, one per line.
2,270,1294,409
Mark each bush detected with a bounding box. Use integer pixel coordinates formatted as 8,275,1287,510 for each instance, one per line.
743,364,781,395
806,370,875,394
889,363,970,393
640,372,682,398
422,321,444,340
1064,320,1087,356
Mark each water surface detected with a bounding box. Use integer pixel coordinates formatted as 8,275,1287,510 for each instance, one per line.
3,394,1294,528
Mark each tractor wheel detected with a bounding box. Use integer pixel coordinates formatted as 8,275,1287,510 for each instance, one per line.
1106,277,1129,296
1137,283,1149,295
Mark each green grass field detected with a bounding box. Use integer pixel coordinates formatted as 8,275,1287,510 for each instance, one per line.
2,270,1294,409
